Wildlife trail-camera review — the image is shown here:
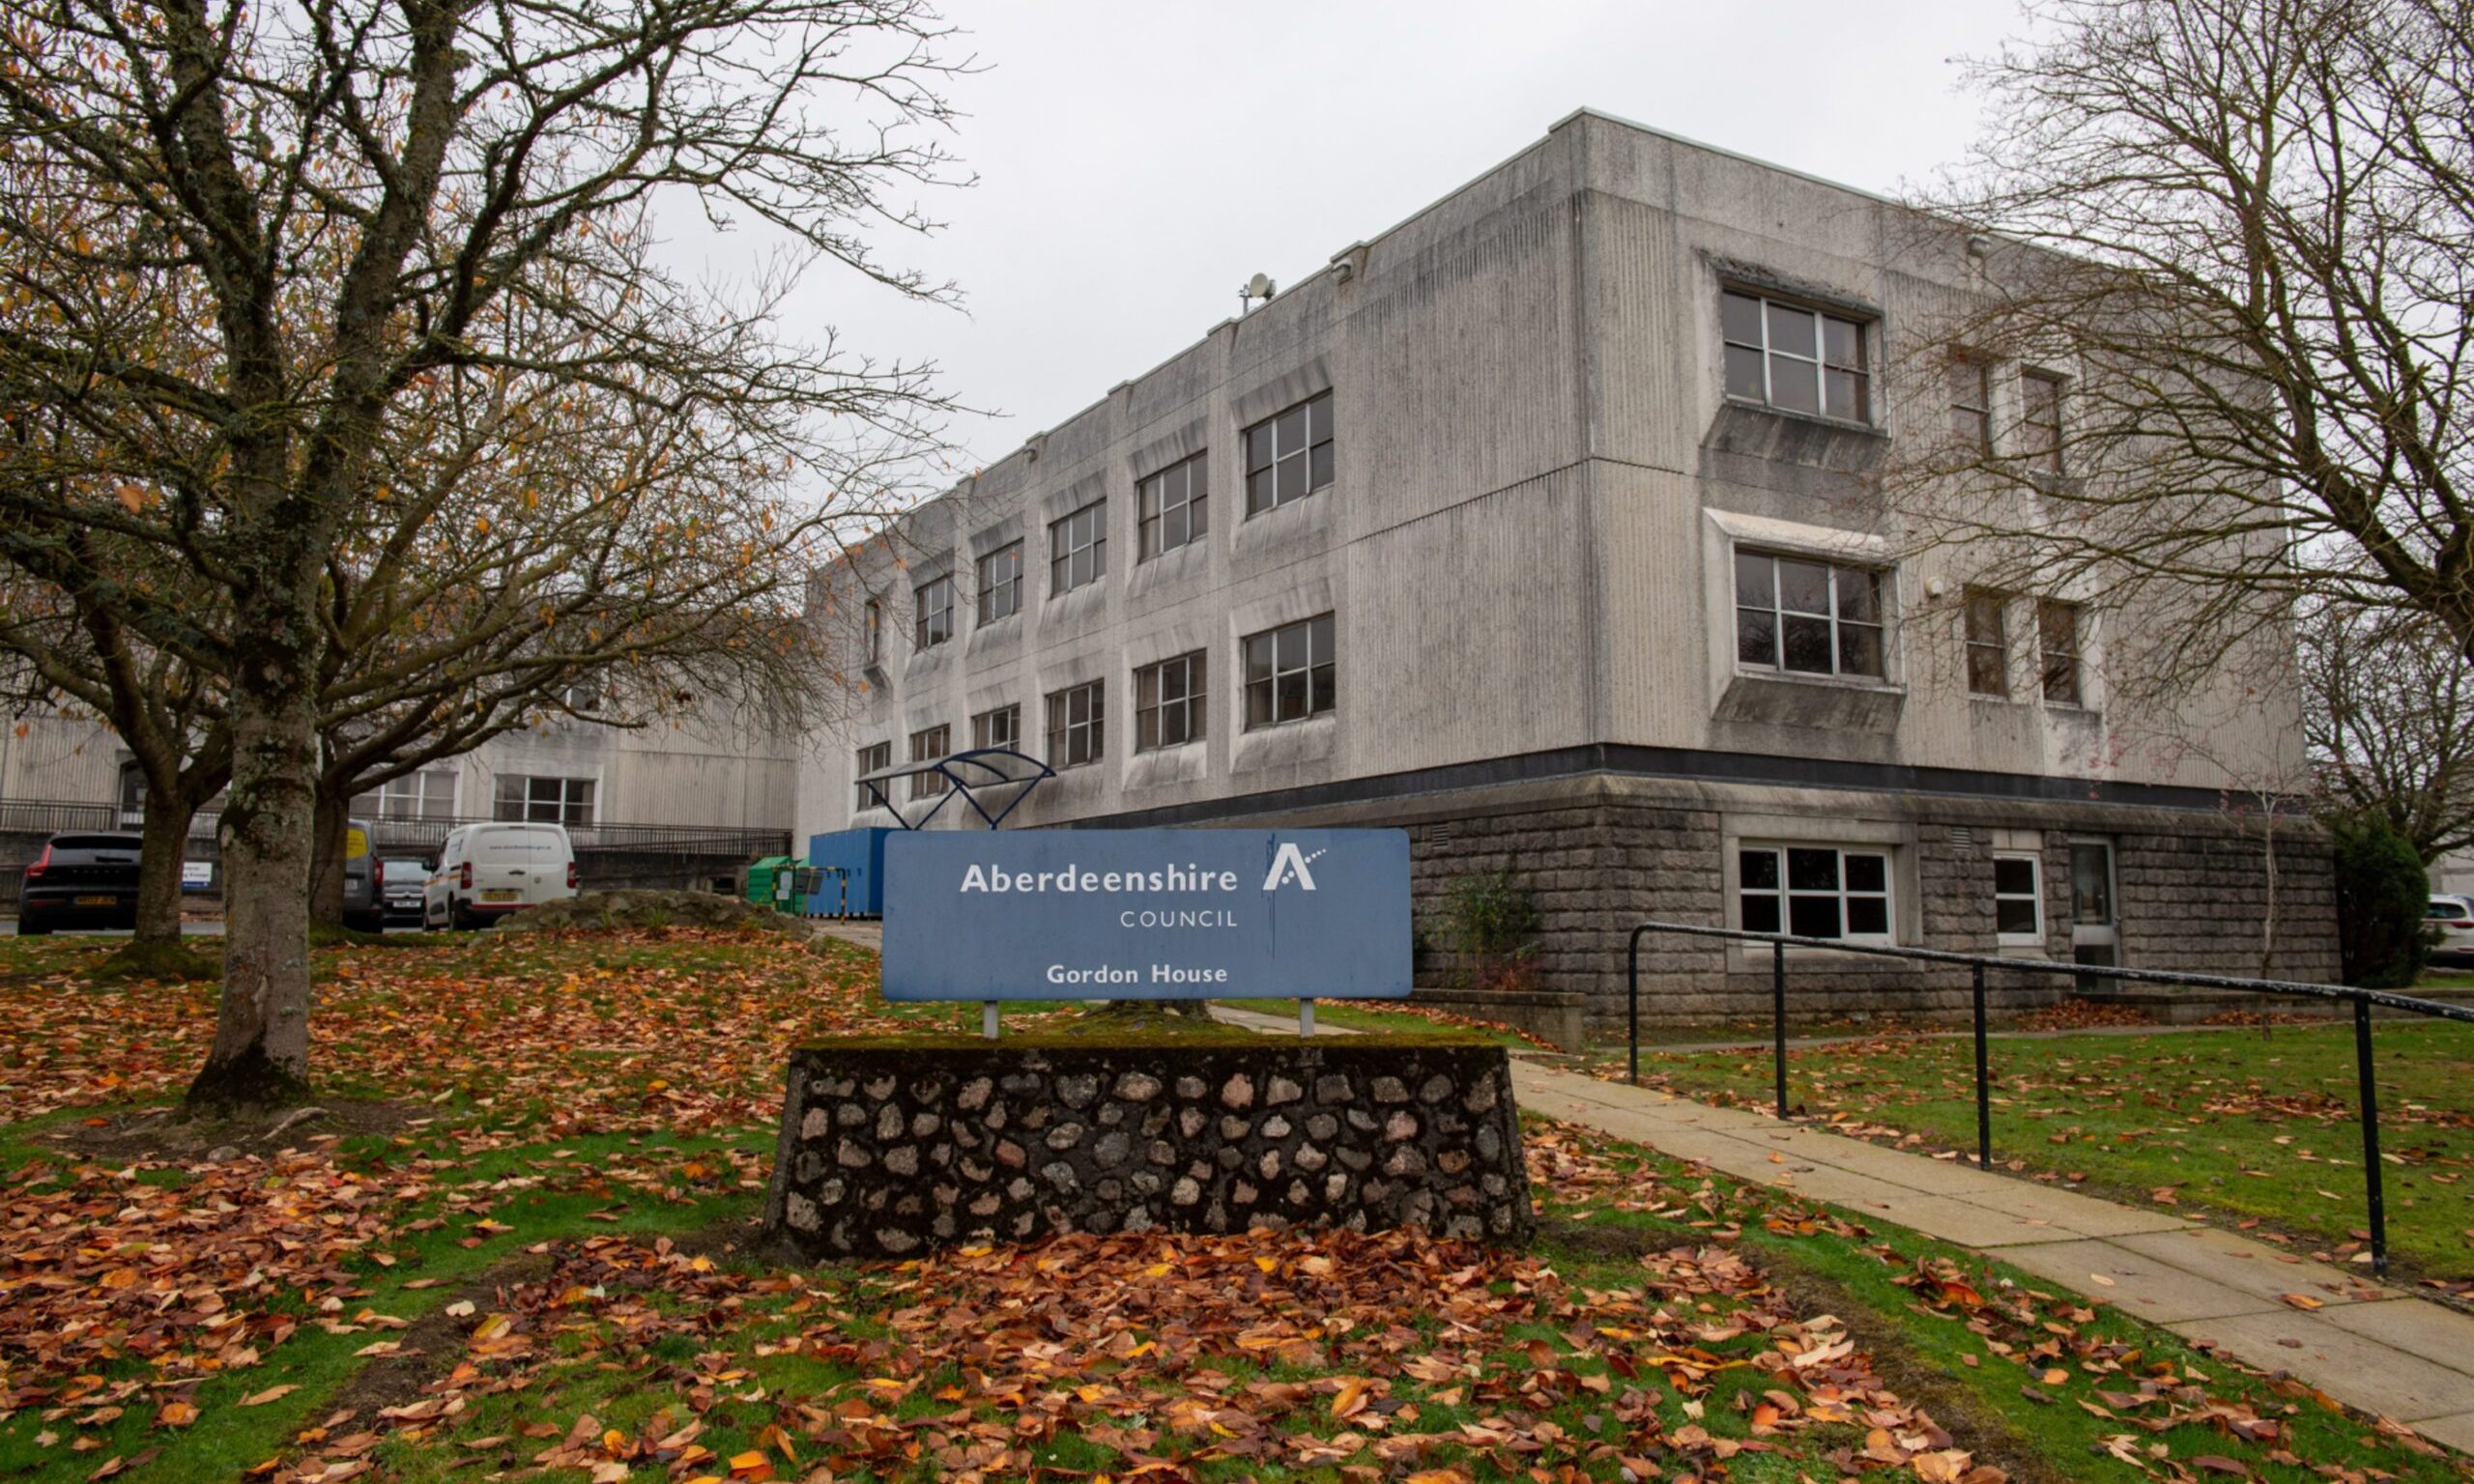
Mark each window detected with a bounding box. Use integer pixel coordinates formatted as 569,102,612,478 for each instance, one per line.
1136,651,1207,751
907,724,950,799
1739,845,1892,942
1721,290,1871,421
1046,680,1106,767
1050,501,1107,594
378,769,457,821
1137,452,1208,559
1243,614,1337,728
854,741,891,812
494,774,593,826
914,576,954,649
1244,391,1335,516
1964,588,2009,698
2039,599,2084,705
864,600,881,665
972,703,1021,751
1994,853,2043,943
2021,370,2065,473
1951,357,1991,452
977,542,1022,624
1734,551,1885,679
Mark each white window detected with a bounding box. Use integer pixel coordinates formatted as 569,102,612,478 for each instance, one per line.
1137,452,1208,559
2021,370,2065,473
971,703,1020,751
1244,392,1334,515
914,576,954,649
1964,588,2009,698
381,769,457,821
1136,651,1206,751
1046,680,1105,767
1734,550,1886,679
977,543,1022,624
864,600,881,664
907,725,950,800
1739,845,1892,943
1050,502,1107,594
494,774,592,826
1243,614,1336,728
853,741,890,812
2039,599,2085,706
1721,290,1871,422
1994,853,2043,944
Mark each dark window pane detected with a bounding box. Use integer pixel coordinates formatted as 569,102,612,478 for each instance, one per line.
1308,391,1333,444
1249,467,1276,514
1781,614,1833,672
1836,570,1881,623
1275,623,1305,671
1825,368,1867,421
1844,853,1886,893
1276,453,1306,505
1247,680,1274,728
1822,316,1863,368
1189,492,1208,540
1309,614,1334,659
1309,442,1334,489
1769,357,1820,414
1845,897,1889,935
1247,422,1275,472
1725,345,1766,399
1788,895,1841,938
1787,848,1839,892
1245,635,1273,685
1741,894,1781,933
1740,849,1780,891
1721,291,1763,345
1274,406,1306,454
1968,644,2008,697
1736,608,1776,666
1776,559,1830,615
1766,302,1815,357
1309,661,1335,714
1994,857,2036,897
1996,898,2039,935
1276,668,1308,722
1837,622,1884,678
1136,711,1159,752
1734,551,1774,609
2043,655,2081,705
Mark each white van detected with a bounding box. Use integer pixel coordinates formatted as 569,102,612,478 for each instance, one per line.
423,823,578,929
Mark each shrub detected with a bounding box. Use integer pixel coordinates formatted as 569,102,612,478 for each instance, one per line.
1445,867,1540,994
2328,811,2431,988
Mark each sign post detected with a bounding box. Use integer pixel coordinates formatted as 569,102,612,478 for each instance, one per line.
880,829,1411,1013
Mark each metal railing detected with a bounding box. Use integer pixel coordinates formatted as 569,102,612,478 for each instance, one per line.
0,799,786,858
0,799,125,834
1625,921,2474,1276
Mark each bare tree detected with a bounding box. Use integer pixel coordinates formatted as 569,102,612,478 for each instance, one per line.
2302,600,2474,857
0,0,962,1105
1884,0,2474,706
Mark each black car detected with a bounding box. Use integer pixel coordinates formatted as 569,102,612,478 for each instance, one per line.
15,832,143,935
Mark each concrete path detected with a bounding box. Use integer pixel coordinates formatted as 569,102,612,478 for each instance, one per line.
1208,1003,2474,1451
1514,1059,2474,1454
805,919,882,952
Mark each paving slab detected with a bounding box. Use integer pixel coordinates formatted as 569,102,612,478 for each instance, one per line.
2321,1299,2474,1378
1942,1184,2194,1240
2417,1413,2474,1455
1995,1239,2285,1324
2112,1227,2382,1309
2169,1310,2474,1422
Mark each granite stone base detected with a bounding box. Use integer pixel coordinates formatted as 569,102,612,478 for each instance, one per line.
762,1042,1533,1259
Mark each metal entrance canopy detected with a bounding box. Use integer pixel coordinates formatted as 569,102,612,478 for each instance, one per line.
854,746,1055,830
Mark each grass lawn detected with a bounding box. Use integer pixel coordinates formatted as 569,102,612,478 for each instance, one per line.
0,925,2465,1482
1623,1019,2474,1288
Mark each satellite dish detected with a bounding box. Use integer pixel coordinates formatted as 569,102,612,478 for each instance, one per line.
1246,272,1274,300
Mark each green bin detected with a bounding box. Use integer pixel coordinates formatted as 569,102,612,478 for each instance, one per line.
747,855,800,910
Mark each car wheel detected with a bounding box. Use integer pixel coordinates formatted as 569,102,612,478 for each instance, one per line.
450,898,475,931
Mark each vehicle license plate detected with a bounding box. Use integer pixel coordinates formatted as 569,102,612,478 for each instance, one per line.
482,889,520,902
74,895,119,907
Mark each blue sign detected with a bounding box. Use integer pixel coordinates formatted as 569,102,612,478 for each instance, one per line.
879,828,1411,1001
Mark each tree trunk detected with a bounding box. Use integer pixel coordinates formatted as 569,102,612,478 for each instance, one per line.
308,784,348,928
187,620,319,1109
131,792,194,945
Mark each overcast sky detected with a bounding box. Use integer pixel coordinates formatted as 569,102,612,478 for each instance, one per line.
749,0,2027,481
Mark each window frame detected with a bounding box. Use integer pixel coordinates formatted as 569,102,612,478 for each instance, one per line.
377,768,457,821
1732,549,1889,681
1951,356,1992,453
1050,501,1108,595
976,542,1023,625
1243,391,1335,517
1737,843,1894,945
1136,452,1208,560
907,724,951,800
2021,369,2066,474
1721,289,1873,423
863,599,881,665
1964,587,2010,699
853,741,892,813
1242,614,1337,729
1135,650,1208,752
1993,851,2044,946
2039,598,2085,706
971,703,1021,752
494,774,594,827
913,575,954,649
1045,679,1107,768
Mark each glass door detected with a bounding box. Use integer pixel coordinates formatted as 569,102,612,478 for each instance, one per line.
2069,840,2119,978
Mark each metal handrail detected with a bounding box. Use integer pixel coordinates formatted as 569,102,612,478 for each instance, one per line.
1625,921,2474,1276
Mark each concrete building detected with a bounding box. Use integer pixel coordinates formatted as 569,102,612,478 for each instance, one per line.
795,109,2340,1032
1,703,794,897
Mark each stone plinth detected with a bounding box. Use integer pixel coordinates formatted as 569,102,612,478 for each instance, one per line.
762,1041,1532,1259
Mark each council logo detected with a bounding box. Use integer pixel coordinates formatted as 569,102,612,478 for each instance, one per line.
1262,842,1325,892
